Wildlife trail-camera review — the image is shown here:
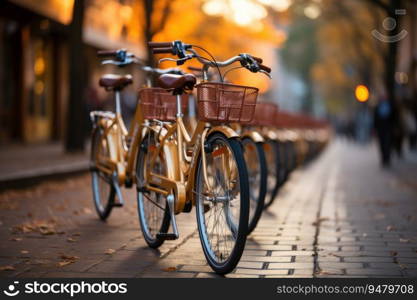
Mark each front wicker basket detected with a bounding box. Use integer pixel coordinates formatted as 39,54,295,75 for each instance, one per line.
196,82,258,123
138,88,188,122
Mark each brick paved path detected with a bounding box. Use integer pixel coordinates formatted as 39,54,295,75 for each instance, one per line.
0,140,416,278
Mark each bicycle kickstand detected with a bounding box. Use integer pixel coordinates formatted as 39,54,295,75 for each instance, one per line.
156,194,179,240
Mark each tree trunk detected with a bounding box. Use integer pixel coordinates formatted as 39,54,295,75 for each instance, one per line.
65,0,86,152
143,0,155,67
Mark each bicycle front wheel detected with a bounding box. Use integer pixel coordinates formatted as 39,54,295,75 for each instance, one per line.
195,133,249,274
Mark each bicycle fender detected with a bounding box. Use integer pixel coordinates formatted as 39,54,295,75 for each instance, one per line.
242,131,264,143
265,129,278,141
208,126,239,139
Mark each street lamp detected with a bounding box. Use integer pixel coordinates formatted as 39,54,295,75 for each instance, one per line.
355,84,369,103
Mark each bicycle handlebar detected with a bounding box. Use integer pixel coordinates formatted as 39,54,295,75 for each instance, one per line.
259,64,271,73
150,40,271,74
97,50,120,57
152,47,173,54
148,41,173,48
252,56,263,64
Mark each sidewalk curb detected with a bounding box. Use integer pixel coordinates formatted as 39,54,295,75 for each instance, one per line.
0,161,89,191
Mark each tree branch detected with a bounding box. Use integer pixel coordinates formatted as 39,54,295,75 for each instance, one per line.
153,0,173,35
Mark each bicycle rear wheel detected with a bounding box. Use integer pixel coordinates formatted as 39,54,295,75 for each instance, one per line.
195,133,249,274
91,127,115,220
242,137,267,234
136,133,171,248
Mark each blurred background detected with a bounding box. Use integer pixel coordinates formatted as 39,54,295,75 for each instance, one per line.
0,0,416,157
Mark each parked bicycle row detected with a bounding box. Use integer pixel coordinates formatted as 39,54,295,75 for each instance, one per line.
89,41,331,275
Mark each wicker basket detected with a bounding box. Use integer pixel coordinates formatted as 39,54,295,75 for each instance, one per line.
251,102,279,127
196,82,258,123
138,88,188,121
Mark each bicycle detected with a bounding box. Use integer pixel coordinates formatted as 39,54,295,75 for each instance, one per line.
190,65,270,234
136,40,271,273
89,49,185,220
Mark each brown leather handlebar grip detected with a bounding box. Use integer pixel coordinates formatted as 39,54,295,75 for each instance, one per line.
260,64,271,73
148,42,172,48
252,56,263,64
152,47,173,54
97,50,119,57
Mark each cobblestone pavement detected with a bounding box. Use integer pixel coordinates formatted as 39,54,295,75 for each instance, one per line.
0,140,416,278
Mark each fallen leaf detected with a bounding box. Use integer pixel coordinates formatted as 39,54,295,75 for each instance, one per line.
40,227,56,235
0,265,15,271
386,225,396,232
398,264,407,270
105,249,116,255
13,219,58,235
399,238,410,243
162,267,177,272
57,254,79,267
67,237,76,243
20,250,29,254
59,255,79,260
57,261,73,267
10,237,22,242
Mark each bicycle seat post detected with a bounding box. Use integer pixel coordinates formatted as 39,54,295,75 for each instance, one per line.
115,90,122,116
176,94,183,118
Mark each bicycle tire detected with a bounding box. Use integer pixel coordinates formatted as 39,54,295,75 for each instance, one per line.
242,137,267,234
263,140,281,208
90,127,115,220
195,133,249,274
136,133,171,248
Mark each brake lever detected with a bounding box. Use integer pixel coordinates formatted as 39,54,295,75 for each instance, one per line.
102,58,136,67
259,70,272,79
158,57,178,64
158,54,194,66
101,59,122,65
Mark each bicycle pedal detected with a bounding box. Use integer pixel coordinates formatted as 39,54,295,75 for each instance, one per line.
156,233,178,240
111,202,123,207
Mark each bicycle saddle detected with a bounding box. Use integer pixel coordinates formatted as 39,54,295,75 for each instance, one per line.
99,74,133,91
157,73,196,94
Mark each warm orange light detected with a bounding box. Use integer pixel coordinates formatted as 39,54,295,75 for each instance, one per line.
355,84,369,102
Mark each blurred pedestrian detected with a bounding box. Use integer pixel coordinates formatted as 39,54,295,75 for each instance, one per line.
402,107,417,151
374,95,394,167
